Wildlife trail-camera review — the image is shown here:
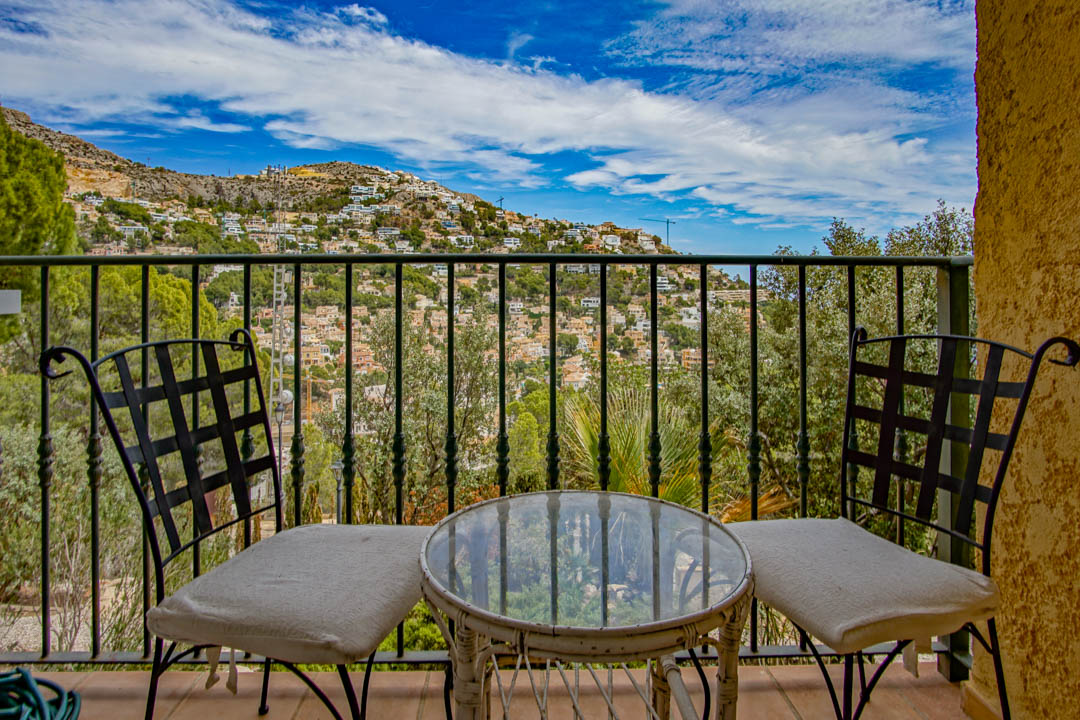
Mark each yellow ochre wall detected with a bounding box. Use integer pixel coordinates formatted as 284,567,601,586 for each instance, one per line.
970,1,1080,717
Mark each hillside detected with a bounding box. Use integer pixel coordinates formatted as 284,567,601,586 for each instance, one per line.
1,107,621,247
1,107,393,210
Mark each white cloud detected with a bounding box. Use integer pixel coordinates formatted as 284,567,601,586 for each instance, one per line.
169,110,251,134
507,31,533,60
609,0,975,76
0,0,974,229
337,4,388,25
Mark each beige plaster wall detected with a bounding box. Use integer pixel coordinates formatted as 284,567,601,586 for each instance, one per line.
971,1,1080,716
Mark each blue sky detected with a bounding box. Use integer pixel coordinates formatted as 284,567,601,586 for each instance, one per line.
1,0,977,254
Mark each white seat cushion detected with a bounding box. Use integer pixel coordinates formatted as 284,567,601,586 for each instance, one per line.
727,518,999,655
147,523,430,664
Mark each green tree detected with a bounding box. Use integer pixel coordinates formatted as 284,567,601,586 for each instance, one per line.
507,411,544,493
557,332,578,357
0,112,77,340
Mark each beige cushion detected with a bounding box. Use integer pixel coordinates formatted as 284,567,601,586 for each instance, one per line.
147,523,430,664
727,518,999,654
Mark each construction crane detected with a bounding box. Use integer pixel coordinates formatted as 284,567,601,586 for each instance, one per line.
640,218,676,245
496,196,504,210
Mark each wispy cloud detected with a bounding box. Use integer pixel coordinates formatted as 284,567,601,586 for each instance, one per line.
506,31,533,61
0,0,975,230
168,110,251,134
608,0,974,79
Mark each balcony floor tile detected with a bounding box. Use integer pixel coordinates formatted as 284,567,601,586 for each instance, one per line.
19,662,968,719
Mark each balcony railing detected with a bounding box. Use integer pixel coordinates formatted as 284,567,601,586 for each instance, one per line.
0,252,975,679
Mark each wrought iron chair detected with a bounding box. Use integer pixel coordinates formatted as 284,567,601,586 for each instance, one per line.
730,328,1079,720
41,330,431,720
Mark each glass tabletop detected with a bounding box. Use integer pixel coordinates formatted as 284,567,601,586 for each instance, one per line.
423,491,749,630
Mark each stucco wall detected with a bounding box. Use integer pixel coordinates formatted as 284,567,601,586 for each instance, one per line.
971,1,1080,717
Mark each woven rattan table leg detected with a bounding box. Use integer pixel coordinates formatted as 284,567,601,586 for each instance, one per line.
715,592,752,720
451,623,491,719
650,658,670,719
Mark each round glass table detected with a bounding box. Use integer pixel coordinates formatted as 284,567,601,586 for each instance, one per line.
420,491,753,719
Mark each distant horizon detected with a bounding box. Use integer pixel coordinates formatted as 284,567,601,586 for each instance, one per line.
1,0,976,255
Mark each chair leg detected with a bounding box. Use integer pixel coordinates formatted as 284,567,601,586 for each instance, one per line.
339,665,362,720
258,658,272,715
842,654,854,720
144,637,164,720
987,618,1011,720
359,652,375,720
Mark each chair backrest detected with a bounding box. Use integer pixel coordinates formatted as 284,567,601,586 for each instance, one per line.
840,328,1078,573
41,329,283,596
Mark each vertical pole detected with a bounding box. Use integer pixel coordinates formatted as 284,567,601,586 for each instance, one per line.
698,265,712,514
546,263,559,490
649,264,661,498
936,262,972,681
88,265,102,657
846,265,859,521
748,265,760,519
598,264,610,491
38,267,52,658
797,263,810,650
241,264,254,543
496,263,509,496
748,264,760,652
797,265,810,518
191,264,201,576
343,264,355,524
291,263,304,526
446,263,457,514
140,264,150,657
895,266,908,546
394,263,405,658
393,264,405,525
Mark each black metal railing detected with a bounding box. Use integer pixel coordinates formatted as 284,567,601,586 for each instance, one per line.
0,252,974,677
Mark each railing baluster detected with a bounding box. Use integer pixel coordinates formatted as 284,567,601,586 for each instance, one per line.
935,261,972,681
191,264,201,579
699,264,714,644
88,265,102,657
291,263,304,526
748,264,760,652
748,264,760,518
393,263,405,658
796,264,809,652
698,265,711,513
895,266,907,546
846,265,859,520
546,263,559,490
343,263,355,525
38,266,52,658
140,264,150,657
797,266,810,519
649,264,661,498
598,263,610,491
241,263,253,547
393,263,405,526
496,263,509,497
445,263,457,514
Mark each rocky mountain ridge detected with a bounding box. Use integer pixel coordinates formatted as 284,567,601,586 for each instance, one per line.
2,107,423,209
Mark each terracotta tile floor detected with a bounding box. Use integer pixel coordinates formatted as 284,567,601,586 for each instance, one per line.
30,662,969,719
